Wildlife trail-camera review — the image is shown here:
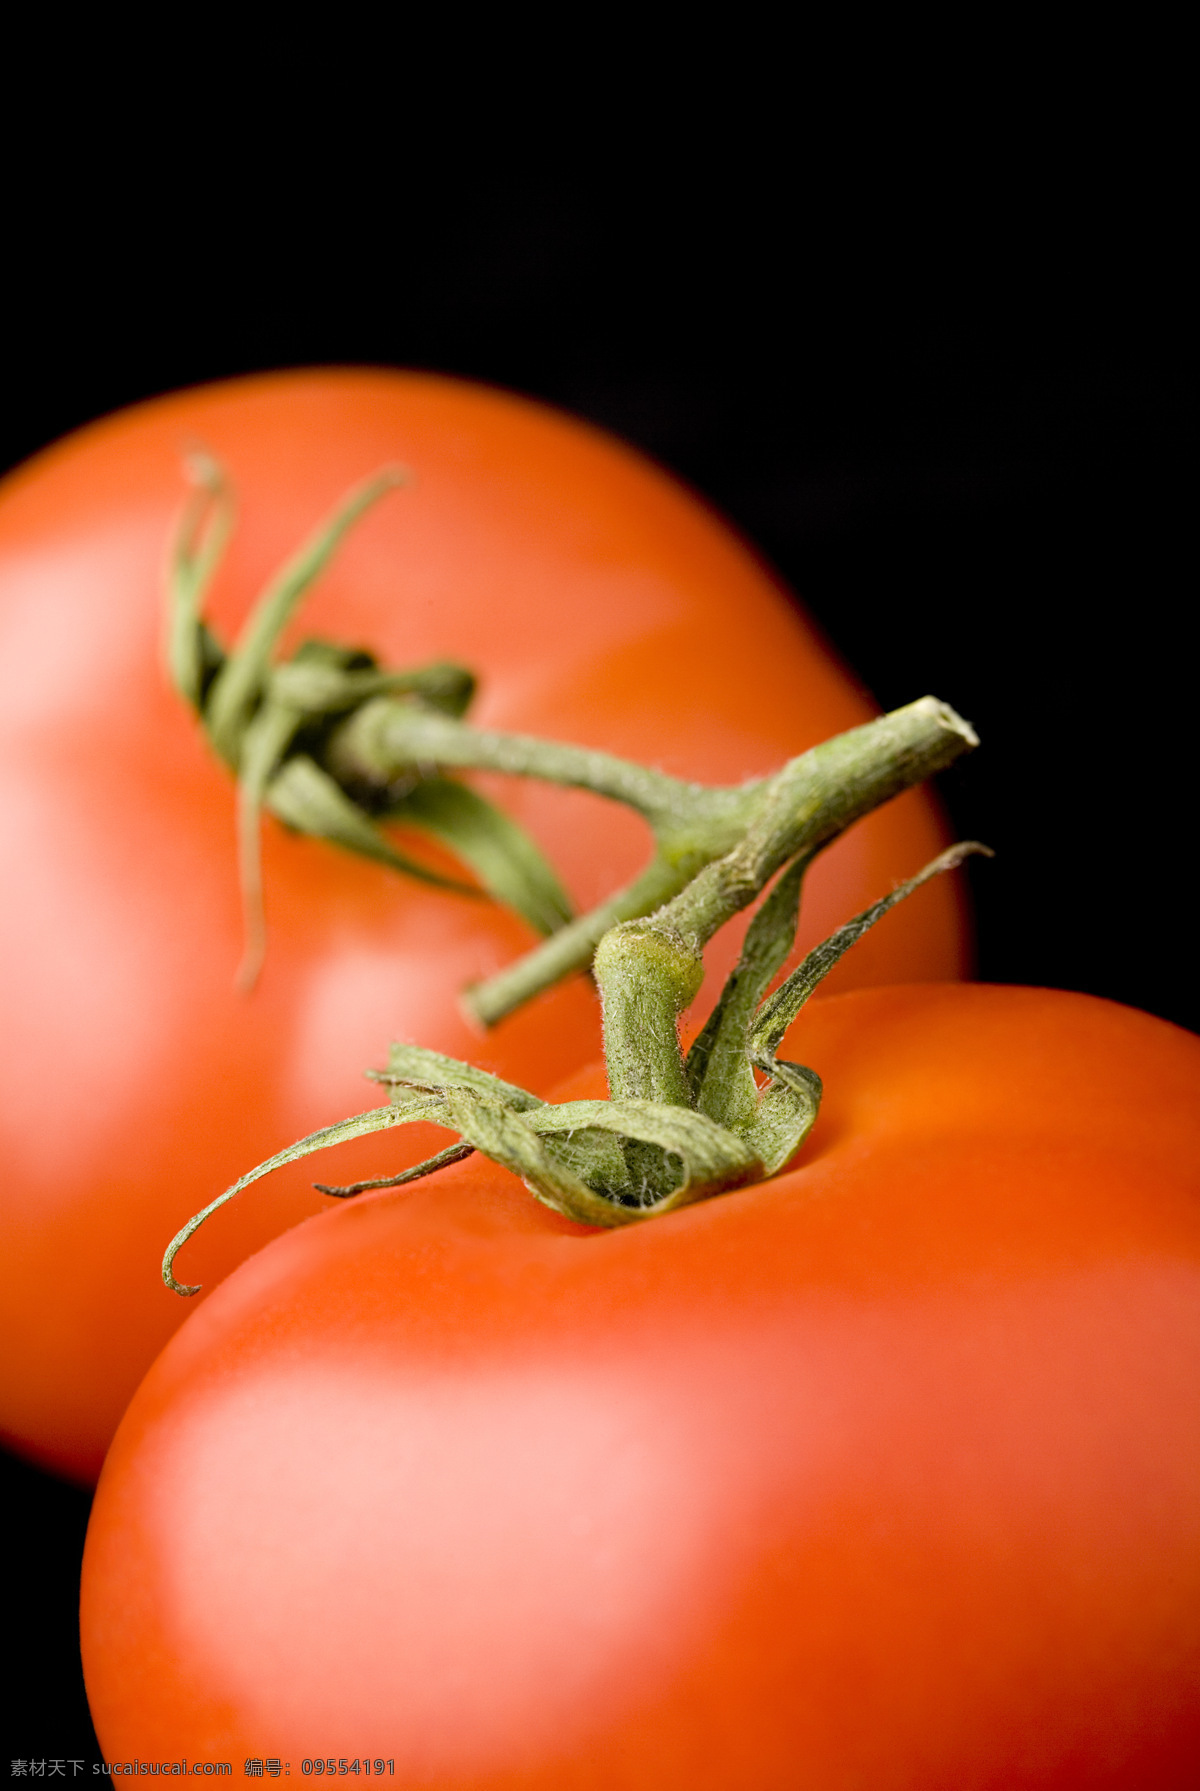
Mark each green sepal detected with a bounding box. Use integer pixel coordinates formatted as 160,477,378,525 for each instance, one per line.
729,841,992,1178
315,1142,476,1199
264,757,481,894
371,1043,545,1112
233,694,313,988
165,451,235,709
435,1085,623,1225
162,1099,440,1295
685,853,810,1124
739,1062,823,1177
204,466,408,767
384,779,572,937
751,841,990,1063
528,1099,761,1206
434,1086,761,1228
269,655,475,719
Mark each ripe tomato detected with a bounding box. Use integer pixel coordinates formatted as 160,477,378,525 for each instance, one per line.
0,369,964,1483
80,985,1200,1787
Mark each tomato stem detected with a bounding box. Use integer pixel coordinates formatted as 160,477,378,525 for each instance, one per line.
327,699,750,828
597,702,978,1104
473,701,974,1024
326,696,977,1026
167,467,980,1029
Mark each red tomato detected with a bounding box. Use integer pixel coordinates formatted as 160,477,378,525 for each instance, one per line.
80,985,1200,1788
0,370,964,1483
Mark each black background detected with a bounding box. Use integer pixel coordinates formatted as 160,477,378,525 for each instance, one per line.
3,125,1194,1762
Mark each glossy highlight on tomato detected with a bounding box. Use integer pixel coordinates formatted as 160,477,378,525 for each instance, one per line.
80,984,1200,1788
0,369,965,1481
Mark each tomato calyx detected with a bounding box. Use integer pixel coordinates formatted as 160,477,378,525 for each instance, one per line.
167,455,574,986
162,680,987,1291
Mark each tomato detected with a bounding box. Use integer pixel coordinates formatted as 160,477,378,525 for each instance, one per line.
79,983,1200,1786
0,369,964,1483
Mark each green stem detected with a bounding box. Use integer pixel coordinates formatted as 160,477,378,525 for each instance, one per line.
333,694,976,1029
595,698,977,1103
464,858,686,1028
327,698,752,833
660,698,975,953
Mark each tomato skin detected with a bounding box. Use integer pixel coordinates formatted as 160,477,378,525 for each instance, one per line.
0,370,964,1484
81,986,1200,1788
